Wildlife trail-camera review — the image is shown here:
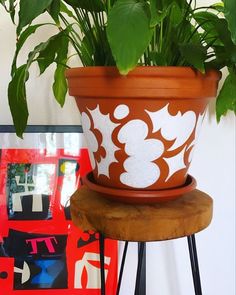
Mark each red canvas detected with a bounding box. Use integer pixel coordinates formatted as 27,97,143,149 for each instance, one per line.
0,143,117,295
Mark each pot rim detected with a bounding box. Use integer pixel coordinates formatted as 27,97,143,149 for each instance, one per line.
66,66,221,81
66,66,221,99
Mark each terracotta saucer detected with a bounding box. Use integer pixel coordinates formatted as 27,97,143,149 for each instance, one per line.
82,172,197,204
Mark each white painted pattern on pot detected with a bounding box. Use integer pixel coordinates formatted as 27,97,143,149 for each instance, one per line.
82,103,201,188
86,105,119,177
118,119,164,188
114,104,130,120
188,112,205,163
81,112,98,169
146,104,196,151
164,146,187,181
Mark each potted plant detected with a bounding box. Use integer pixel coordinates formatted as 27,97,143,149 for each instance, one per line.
1,0,236,200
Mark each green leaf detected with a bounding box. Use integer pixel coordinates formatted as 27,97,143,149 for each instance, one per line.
60,2,76,18
174,0,189,9
194,12,235,51
194,13,236,65
37,30,69,104
37,30,69,74
27,39,57,71
194,11,220,35
0,0,17,22
211,2,225,12
149,52,167,66
149,1,182,28
216,72,236,121
47,0,60,24
194,12,223,46
149,0,159,27
17,0,53,35
80,35,95,66
52,32,69,106
214,19,235,50
9,40,53,137
9,30,69,137
37,43,57,74
53,64,67,106
11,24,47,76
10,41,54,137
8,65,29,138
224,0,236,44
179,44,207,72
213,19,236,63
9,0,16,23
107,0,153,75
169,2,182,27
205,45,230,70
63,0,104,12
0,0,7,8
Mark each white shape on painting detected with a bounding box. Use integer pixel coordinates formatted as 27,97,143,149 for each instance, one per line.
118,119,164,188
146,104,196,151
32,194,43,212
114,104,130,120
12,176,43,212
88,105,120,177
14,262,30,284
81,112,98,169
164,147,187,181
74,252,111,289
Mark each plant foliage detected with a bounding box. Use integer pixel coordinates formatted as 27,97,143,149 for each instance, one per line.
1,0,236,137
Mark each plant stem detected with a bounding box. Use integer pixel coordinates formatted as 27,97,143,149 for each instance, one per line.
152,25,156,52
59,13,81,41
175,0,193,45
58,13,84,62
106,0,111,13
192,6,216,12
75,8,97,58
159,21,163,53
187,20,209,42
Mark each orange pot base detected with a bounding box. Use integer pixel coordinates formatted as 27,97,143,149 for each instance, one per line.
83,172,197,204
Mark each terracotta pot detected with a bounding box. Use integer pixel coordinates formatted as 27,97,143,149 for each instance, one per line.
66,66,220,191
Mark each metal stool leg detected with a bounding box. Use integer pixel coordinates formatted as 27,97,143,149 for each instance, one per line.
99,233,106,295
134,242,146,295
116,241,129,295
187,235,202,295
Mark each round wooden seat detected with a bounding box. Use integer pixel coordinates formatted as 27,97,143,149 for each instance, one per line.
70,186,213,242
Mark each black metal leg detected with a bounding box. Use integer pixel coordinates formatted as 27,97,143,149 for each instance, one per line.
187,235,202,295
99,233,106,295
134,242,146,295
116,241,129,295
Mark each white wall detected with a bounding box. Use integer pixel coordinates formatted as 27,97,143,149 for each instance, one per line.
0,5,235,295
0,12,81,126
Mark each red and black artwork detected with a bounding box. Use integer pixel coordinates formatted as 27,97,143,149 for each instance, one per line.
0,130,117,295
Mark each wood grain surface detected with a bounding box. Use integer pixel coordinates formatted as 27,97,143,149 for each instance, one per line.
71,186,213,242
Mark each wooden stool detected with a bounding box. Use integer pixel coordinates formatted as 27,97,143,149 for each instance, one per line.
71,187,213,295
